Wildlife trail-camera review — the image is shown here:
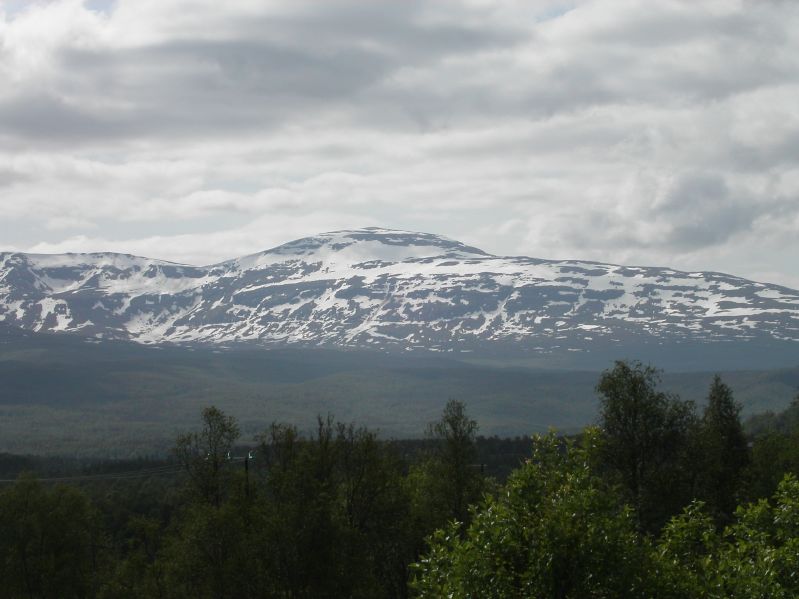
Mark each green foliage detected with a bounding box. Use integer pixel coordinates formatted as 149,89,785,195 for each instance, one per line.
412,431,799,599
747,430,799,500
148,412,418,598
406,399,488,570
1,367,799,598
695,376,750,524
258,417,363,597
0,477,106,599
159,498,270,599
659,474,799,598
412,430,668,598
173,406,240,508
596,360,698,532
425,399,484,525
100,516,168,599
656,502,721,596
745,393,799,437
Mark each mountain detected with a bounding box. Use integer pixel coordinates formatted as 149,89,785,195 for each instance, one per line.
1,227,798,370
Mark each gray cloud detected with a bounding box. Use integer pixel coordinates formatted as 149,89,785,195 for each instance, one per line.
1,1,521,145
0,92,130,141
0,166,28,187
654,173,758,249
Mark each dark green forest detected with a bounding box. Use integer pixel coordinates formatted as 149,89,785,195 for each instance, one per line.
2,361,799,598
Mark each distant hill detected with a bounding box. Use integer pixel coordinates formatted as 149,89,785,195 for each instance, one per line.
0,325,796,456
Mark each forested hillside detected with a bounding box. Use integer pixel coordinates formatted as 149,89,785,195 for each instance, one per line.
1,326,797,455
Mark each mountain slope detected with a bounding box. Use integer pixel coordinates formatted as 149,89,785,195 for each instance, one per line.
1,227,798,369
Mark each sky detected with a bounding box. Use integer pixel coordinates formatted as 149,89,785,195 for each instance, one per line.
1,0,798,288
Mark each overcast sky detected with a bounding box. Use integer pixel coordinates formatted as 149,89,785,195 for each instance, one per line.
1,0,798,288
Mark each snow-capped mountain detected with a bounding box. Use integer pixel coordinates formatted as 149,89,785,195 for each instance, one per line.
1,228,798,366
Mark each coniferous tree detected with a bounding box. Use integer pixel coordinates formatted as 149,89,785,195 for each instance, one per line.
697,375,750,524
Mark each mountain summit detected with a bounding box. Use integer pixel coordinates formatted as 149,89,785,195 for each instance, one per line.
232,227,488,267
1,228,798,369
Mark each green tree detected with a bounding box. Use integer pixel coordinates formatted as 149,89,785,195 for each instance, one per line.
744,393,799,501
0,477,106,599
697,375,750,524
259,416,345,597
747,430,799,500
162,407,270,599
596,360,697,533
658,474,799,598
406,399,487,574
334,423,415,598
427,399,484,525
255,417,407,598
100,516,168,599
159,497,268,599
173,406,240,508
655,501,722,597
412,431,672,598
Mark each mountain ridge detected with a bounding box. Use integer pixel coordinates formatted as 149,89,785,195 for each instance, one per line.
2,227,798,369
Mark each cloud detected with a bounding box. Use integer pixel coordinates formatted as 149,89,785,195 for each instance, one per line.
17,210,377,265
0,0,798,288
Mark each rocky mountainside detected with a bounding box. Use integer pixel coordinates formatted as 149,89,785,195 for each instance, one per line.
1,227,798,368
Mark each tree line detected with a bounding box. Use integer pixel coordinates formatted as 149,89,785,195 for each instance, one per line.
0,360,798,598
